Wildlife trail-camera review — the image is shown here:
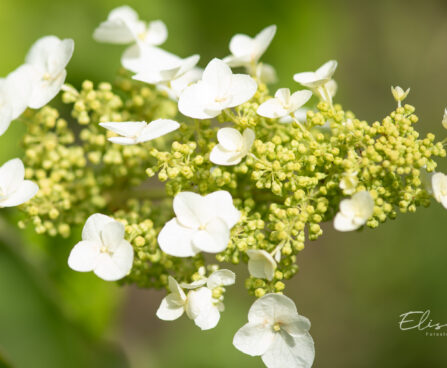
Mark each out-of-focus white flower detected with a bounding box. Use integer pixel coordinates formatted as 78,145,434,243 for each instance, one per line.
99,119,180,145
0,158,38,208
157,270,235,330
178,58,257,119
68,214,134,281
158,190,240,257
25,36,74,109
0,65,36,136
293,60,337,89
334,191,374,232
246,249,277,281
224,25,277,68
93,5,167,47
391,86,410,107
431,172,447,209
157,67,203,101
257,88,312,119
255,63,277,84
339,171,358,195
442,109,447,130
233,293,315,368
210,128,255,166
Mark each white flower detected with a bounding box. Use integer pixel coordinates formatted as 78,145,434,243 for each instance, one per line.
339,171,358,195
314,79,337,103
442,109,447,130
257,88,312,119
279,108,309,124
68,213,134,281
293,60,338,89
99,119,180,145
157,67,203,101
224,25,277,68
0,158,38,208
93,6,167,47
157,270,235,330
246,249,277,281
25,36,74,109
0,65,36,136
210,128,255,166
158,190,240,257
255,63,278,84
178,58,257,119
391,86,410,107
431,172,447,209
334,191,374,232
233,293,315,368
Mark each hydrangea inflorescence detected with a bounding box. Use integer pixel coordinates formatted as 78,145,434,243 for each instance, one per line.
2,5,447,368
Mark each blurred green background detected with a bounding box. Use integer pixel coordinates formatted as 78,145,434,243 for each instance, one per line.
1,0,447,367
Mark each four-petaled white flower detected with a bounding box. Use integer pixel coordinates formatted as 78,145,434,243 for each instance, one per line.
157,270,235,330
99,119,180,145
0,158,39,208
257,88,312,119
293,60,338,90
246,249,278,281
431,172,447,209
0,65,36,136
178,58,257,119
233,293,315,368
93,5,167,47
210,128,255,166
391,86,410,107
339,171,358,195
25,36,74,109
158,190,240,257
442,109,447,130
68,213,134,281
334,191,374,232
224,25,277,68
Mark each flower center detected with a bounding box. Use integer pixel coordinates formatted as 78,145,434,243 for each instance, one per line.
273,323,281,332
214,96,227,103
42,72,53,81
100,245,113,255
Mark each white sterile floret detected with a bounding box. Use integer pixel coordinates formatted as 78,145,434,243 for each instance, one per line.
391,86,410,107
0,65,36,136
257,88,312,119
233,293,315,368
158,190,240,257
224,25,277,68
68,213,134,281
93,5,167,47
339,171,358,195
246,249,277,281
178,58,257,119
25,35,74,109
293,60,338,89
157,271,235,330
431,172,447,209
0,158,38,208
334,191,374,232
442,109,447,130
99,119,180,145
210,128,255,166
157,67,203,101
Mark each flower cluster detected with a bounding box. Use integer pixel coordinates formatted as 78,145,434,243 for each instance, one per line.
2,5,447,368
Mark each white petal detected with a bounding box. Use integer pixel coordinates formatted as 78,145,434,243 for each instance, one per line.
351,191,374,219
192,218,230,253
68,240,100,272
202,58,233,96
217,128,243,151
193,304,220,330
207,269,236,289
168,275,187,302
94,240,134,281
223,54,250,68
227,74,257,107
241,128,255,155
82,213,114,243
99,121,147,138
178,82,216,119
137,119,180,142
283,315,311,337
248,293,297,325
0,105,13,136
289,90,313,111
257,98,289,118
247,249,276,281
173,191,213,228
274,88,290,104
185,287,213,320
0,180,39,207
28,70,67,109
233,322,275,356
229,34,254,58
316,60,337,80
204,190,241,228
257,63,277,84
157,218,199,257
253,25,277,61
180,279,208,289
156,297,185,320
93,6,138,44
100,221,125,251
143,20,168,46
333,212,358,232
210,145,244,166
293,72,327,89
0,158,25,194
432,172,447,203
261,331,315,368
